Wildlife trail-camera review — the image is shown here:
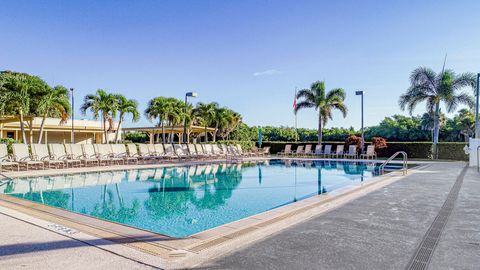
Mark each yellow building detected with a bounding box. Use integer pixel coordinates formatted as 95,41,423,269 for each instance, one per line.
0,115,117,144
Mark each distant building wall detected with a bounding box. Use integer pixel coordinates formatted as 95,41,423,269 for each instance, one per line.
0,117,118,144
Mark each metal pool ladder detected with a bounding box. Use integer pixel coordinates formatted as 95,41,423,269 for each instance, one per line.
379,151,408,175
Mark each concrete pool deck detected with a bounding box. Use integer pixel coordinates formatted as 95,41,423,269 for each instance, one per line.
0,160,478,269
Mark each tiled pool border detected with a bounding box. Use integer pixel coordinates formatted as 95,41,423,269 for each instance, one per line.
0,158,424,269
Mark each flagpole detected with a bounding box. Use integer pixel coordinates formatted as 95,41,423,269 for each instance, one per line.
294,87,298,142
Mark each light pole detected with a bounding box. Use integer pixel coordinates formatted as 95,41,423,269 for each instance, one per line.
356,90,365,153
70,88,75,143
183,91,198,143
475,73,480,138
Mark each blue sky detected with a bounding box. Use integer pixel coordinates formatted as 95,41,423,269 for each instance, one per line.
1,0,479,129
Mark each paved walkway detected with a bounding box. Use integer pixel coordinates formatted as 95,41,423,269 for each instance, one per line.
0,213,155,270
196,162,479,270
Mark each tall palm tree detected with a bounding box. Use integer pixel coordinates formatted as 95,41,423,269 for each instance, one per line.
0,72,46,143
145,97,169,143
114,95,139,143
193,102,218,142
295,81,347,145
165,98,184,143
36,86,71,143
399,67,475,158
80,89,118,144
212,107,232,142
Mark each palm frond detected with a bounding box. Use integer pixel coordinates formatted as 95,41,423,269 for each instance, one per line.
295,101,315,113
325,88,346,101
296,89,315,102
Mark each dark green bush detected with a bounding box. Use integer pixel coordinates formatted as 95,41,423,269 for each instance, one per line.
437,142,468,160
123,131,148,143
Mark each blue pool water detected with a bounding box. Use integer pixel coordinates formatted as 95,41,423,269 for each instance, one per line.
2,160,383,237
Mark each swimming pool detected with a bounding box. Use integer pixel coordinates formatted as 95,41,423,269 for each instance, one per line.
1,160,384,237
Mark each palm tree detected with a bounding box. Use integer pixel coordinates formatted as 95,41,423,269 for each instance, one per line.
212,107,232,142
80,89,118,144
145,97,168,143
0,72,47,143
193,102,218,142
399,67,475,158
295,81,347,145
165,98,184,143
114,95,139,143
36,86,71,143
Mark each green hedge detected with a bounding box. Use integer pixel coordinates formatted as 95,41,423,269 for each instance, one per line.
261,141,468,161
437,142,468,160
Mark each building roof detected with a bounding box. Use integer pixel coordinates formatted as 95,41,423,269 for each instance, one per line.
123,125,216,134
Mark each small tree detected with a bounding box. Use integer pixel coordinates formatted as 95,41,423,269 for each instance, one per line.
345,135,363,150
371,137,387,150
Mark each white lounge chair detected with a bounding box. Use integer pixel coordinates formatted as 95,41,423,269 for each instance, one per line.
292,145,305,156
173,144,189,160
195,144,211,158
304,145,313,156
333,145,344,158
12,144,44,170
0,144,19,171
278,144,292,155
67,144,99,167
360,145,377,160
137,144,155,163
187,144,205,159
31,144,65,169
164,144,178,159
49,144,81,168
344,145,358,159
85,144,110,166
313,145,322,156
322,145,332,158
112,144,138,164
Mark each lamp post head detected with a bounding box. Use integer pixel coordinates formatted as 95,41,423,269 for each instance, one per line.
355,90,365,96
186,92,198,97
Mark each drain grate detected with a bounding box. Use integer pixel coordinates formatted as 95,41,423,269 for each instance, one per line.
406,165,467,270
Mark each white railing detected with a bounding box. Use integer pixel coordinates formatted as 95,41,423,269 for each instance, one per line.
379,151,408,175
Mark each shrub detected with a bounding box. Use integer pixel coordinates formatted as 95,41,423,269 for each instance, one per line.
345,135,363,149
123,131,148,143
371,137,387,150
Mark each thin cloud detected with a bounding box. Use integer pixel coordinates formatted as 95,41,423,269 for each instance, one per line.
253,69,282,77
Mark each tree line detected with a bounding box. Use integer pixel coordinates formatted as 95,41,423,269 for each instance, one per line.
230,109,475,143
144,97,241,143
0,71,242,144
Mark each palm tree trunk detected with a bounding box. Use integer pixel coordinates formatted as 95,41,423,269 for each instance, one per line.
170,125,175,143
318,113,323,146
19,111,27,144
213,123,218,142
114,113,124,143
161,120,166,143
103,114,108,144
433,102,440,159
37,113,48,144
205,126,208,142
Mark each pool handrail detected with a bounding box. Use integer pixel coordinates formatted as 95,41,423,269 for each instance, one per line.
379,151,408,175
